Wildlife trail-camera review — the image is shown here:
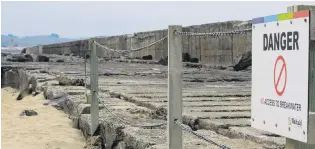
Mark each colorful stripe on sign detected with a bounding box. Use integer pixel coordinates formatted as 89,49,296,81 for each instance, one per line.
252,10,309,24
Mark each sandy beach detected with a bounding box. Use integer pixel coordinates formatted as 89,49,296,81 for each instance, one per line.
1,87,85,149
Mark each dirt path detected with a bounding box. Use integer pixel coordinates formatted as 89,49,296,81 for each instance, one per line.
1,88,85,149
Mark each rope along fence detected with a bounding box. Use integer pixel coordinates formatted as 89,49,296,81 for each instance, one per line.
93,36,168,53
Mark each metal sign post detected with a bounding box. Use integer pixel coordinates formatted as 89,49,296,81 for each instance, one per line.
89,38,99,135
167,25,183,149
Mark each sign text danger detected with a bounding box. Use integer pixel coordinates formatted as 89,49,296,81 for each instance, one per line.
263,31,299,51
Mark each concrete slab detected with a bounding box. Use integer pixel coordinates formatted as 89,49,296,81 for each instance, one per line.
2,61,285,148
185,106,251,112
198,118,251,130
184,111,251,119
223,126,285,147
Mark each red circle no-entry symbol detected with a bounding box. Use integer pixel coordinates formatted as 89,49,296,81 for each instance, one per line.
274,56,287,96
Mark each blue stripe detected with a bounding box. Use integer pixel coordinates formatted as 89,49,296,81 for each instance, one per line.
264,15,278,23
252,17,264,24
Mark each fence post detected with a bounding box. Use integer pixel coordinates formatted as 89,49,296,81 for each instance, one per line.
89,38,99,135
168,25,183,149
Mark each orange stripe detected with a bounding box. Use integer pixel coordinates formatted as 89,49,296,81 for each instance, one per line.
293,10,309,19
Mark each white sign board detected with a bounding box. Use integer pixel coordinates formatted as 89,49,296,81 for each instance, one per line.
251,11,310,142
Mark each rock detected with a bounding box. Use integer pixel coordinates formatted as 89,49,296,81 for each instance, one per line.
20,110,38,116
91,136,102,146
57,76,85,86
182,53,191,62
24,54,34,62
56,59,64,62
113,141,127,149
44,92,67,110
1,53,8,57
233,51,252,71
36,55,50,62
17,90,29,100
150,107,167,120
84,135,104,149
8,55,28,62
190,58,199,63
28,76,37,93
39,70,48,73
32,91,39,96
158,57,168,66
142,55,152,60
21,48,26,53
70,53,78,57
184,63,202,68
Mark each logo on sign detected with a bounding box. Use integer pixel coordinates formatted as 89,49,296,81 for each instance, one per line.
288,117,302,127
274,55,287,96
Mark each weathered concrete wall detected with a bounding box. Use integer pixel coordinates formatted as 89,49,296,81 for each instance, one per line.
41,40,88,56
25,46,42,54
26,20,251,65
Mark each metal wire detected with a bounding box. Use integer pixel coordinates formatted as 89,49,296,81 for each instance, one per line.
174,28,252,37
93,36,168,53
100,100,167,128
174,120,231,149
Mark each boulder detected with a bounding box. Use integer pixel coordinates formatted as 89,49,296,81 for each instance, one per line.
158,57,168,66
16,77,37,100
182,53,191,62
24,54,34,62
142,55,152,60
1,53,8,57
36,55,50,62
21,48,26,53
233,51,252,71
17,91,28,100
8,55,28,62
20,110,38,116
57,76,85,86
190,58,199,63
56,59,64,62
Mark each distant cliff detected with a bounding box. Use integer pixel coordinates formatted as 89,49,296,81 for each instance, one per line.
1,33,76,47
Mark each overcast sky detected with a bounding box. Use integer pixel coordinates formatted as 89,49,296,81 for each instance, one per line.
1,1,315,38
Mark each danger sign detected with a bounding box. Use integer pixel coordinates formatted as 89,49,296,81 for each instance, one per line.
274,56,287,96
251,10,310,142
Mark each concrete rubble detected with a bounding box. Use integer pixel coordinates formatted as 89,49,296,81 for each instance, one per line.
1,55,285,149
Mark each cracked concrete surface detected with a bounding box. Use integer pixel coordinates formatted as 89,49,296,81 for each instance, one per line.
1,59,285,149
